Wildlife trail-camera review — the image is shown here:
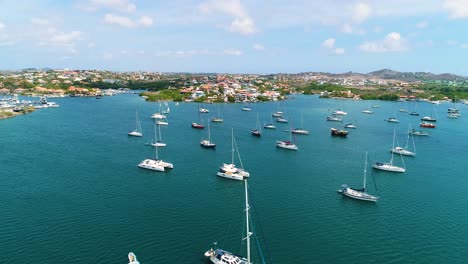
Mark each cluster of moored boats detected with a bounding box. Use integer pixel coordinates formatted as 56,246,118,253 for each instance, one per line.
126,99,463,263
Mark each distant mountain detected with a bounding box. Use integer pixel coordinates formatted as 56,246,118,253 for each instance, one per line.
365,69,466,81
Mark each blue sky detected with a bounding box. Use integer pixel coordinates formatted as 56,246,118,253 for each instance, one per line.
1,0,468,74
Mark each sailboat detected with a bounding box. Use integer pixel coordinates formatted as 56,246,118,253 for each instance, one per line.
338,152,378,202
192,105,205,129
421,104,438,122
409,101,420,116
151,97,167,119
276,126,298,150
151,123,166,147
251,113,262,137
199,103,209,113
291,109,309,135
373,130,406,173
205,180,252,264
161,102,170,114
128,111,143,137
386,110,400,123
264,115,276,129
201,121,216,148
391,129,416,156
217,129,250,181
362,102,374,114
448,98,461,118
212,104,223,122
138,129,173,171
399,100,408,112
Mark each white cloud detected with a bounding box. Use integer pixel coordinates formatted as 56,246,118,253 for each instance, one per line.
359,32,408,52
443,0,468,18
87,0,136,12
104,14,136,27
333,48,345,55
229,17,256,35
199,0,257,35
253,43,264,50
352,2,371,24
104,14,154,28
0,21,5,31
224,48,243,56
50,31,82,46
88,42,95,48
155,49,214,57
138,16,154,27
30,18,49,25
461,43,468,48
416,21,428,28
322,38,335,49
341,23,353,34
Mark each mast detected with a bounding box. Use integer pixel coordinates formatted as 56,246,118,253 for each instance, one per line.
208,121,211,142
158,123,162,142
244,180,251,264
154,125,159,160
154,123,157,143
363,152,368,191
231,128,234,164
390,129,395,165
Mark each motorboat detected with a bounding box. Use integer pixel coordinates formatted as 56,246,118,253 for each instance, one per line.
331,128,348,137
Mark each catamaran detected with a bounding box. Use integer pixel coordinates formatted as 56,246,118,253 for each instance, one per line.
338,152,378,202
205,180,253,264
128,111,143,137
217,129,250,181
138,130,173,172
373,130,406,173
201,122,216,148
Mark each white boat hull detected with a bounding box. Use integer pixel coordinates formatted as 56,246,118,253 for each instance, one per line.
372,163,405,173
391,148,415,156
138,159,173,171
276,141,298,150
341,188,378,202
128,131,142,137
291,129,309,135
151,142,167,147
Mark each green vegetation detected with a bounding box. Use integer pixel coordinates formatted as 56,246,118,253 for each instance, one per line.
417,83,468,100
140,89,185,102
22,106,36,113
298,82,347,95
0,111,15,119
360,93,400,101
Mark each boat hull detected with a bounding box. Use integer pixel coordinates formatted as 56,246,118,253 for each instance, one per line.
341,189,378,202
372,163,405,173
128,131,143,137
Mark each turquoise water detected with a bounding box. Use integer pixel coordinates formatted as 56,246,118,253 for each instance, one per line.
1,95,467,263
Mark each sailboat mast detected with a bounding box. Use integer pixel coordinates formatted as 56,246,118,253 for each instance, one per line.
158,123,162,141
363,152,368,191
390,129,395,165
244,180,251,264
231,128,234,164
208,121,211,142
154,125,159,160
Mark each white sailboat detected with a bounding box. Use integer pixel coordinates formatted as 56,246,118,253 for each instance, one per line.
251,113,262,136
128,111,143,137
276,126,298,150
151,123,166,147
362,102,374,114
138,129,173,171
161,102,170,114
291,109,309,135
205,180,252,264
338,152,379,202
373,130,406,173
212,104,223,122
264,115,276,129
201,121,216,148
391,128,416,156
217,129,250,181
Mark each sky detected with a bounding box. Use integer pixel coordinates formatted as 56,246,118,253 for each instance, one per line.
1,0,468,74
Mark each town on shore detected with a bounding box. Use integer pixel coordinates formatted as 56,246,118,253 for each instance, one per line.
1,68,468,119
